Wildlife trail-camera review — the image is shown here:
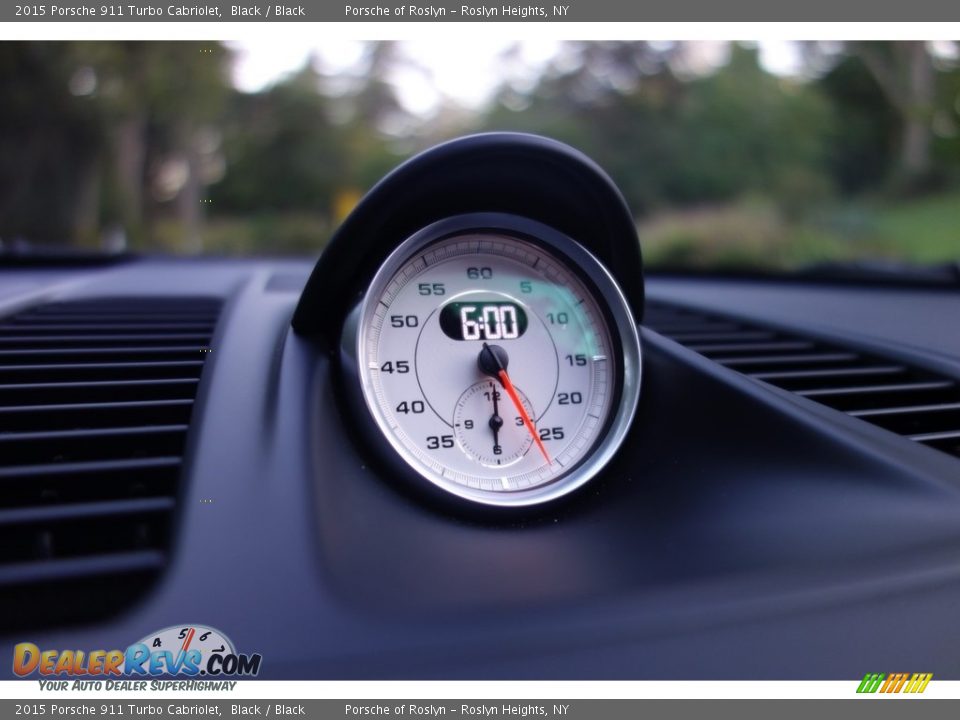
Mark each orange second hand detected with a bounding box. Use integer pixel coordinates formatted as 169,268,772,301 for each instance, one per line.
181,627,196,653
498,369,551,464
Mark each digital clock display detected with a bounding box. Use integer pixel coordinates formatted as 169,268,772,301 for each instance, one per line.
439,301,529,341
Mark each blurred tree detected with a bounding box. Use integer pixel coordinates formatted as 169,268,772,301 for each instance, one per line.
0,43,102,246
672,44,834,218
4,39,960,259
212,58,349,217
483,41,685,214
72,41,232,250
0,42,231,250
815,51,899,194
851,41,937,191
351,42,410,133
209,44,411,253
930,43,960,182
332,41,424,190
483,42,833,219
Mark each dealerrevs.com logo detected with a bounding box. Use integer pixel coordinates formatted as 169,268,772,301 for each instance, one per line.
12,624,262,687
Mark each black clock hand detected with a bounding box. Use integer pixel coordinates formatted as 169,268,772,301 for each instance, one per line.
488,380,503,451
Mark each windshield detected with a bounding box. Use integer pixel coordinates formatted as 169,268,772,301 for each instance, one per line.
2,40,958,271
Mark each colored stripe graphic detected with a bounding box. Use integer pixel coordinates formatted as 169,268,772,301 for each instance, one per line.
881,673,906,693
905,673,933,694
857,672,931,694
857,673,885,693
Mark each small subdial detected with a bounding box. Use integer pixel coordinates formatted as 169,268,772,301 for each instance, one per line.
453,379,537,468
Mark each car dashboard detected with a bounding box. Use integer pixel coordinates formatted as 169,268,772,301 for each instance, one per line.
2,135,960,681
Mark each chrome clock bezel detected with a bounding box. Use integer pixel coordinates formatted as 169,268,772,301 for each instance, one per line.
350,212,642,508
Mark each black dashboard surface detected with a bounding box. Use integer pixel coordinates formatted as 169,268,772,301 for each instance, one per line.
2,259,960,679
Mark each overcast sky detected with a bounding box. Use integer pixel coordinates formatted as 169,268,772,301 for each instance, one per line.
227,40,806,116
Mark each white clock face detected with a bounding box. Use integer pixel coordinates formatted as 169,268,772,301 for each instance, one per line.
355,229,641,507
135,624,235,669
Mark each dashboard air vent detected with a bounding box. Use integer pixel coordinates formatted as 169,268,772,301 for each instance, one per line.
645,301,960,461
0,297,220,630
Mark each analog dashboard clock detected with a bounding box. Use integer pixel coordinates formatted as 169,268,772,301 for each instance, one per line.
348,214,641,507
294,132,645,510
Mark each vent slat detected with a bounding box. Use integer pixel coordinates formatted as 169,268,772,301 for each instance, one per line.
750,366,906,381
0,460,179,510
0,347,209,361
0,333,211,348
21,311,220,319
20,303,219,316
719,353,859,368
0,398,193,414
34,300,219,308
646,322,743,334
0,456,182,480
796,381,955,398
0,323,213,341
853,405,960,436
0,296,219,630
0,399,193,432
748,365,910,392
851,402,960,418
646,300,960,462
2,323,216,333
0,359,205,371
0,332,210,347
688,341,815,354
0,361,205,383
0,377,200,405
0,423,188,445
0,498,175,528
665,331,777,342
0,432,187,468
0,551,166,587
909,430,960,442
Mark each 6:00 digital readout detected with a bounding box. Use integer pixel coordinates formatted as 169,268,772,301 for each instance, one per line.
439,302,528,341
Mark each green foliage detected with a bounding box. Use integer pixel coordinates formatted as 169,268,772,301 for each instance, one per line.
641,189,960,270
0,41,232,248
640,199,853,270
817,53,899,193
671,46,835,216
482,44,836,220
212,65,347,214
0,43,102,245
932,59,960,178
210,52,405,236
867,191,960,262
153,213,331,256
2,40,959,265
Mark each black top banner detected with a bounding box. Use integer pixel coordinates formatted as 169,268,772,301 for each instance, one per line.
7,0,960,21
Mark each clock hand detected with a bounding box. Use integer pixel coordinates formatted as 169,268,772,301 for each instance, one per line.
488,380,503,452
478,343,551,465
